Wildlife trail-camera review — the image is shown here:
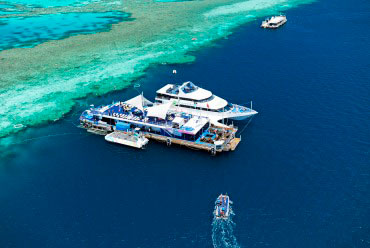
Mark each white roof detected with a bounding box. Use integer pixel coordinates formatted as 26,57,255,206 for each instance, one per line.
269,16,286,24
156,84,173,94
196,95,227,110
173,116,185,125
179,82,212,101
125,94,153,112
146,101,172,119
157,82,212,101
181,116,209,134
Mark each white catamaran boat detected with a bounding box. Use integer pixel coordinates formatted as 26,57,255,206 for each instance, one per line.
155,81,257,121
79,81,257,154
261,15,287,29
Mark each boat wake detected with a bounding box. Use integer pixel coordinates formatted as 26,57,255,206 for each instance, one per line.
212,208,240,248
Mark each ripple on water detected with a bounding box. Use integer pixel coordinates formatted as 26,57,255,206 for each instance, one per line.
0,3,24,15
2,0,101,8
155,0,194,2
0,11,131,51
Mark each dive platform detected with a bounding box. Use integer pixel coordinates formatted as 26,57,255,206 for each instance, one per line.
79,82,256,155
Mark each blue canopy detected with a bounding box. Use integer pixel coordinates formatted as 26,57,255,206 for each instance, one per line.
116,122,130,131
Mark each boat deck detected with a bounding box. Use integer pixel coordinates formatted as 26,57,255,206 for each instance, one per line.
215,195,230,218
229,138,241,151
145,132,215,152
80,99,244,154
86,127,109,135
144,132,240,154
107,131,137,142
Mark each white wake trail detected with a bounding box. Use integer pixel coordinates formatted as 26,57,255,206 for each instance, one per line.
212,208,240,248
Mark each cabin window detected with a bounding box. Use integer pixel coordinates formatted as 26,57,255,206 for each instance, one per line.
217,103,233,112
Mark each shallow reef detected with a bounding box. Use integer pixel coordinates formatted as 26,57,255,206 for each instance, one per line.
0,0,315,139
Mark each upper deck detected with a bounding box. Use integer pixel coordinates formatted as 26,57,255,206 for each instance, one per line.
81,101,211,136
156,82,213,101
156,82,229,111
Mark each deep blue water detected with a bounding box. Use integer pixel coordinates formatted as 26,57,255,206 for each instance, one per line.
0,11,130,51
0,0,369,247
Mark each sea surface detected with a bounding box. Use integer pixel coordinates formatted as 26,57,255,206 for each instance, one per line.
0,0,369,247
0,0,312,139
2,0,100,8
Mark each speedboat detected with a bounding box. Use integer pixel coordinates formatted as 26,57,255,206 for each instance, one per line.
261,15,287,29
155,81,258,121
214,194,231,219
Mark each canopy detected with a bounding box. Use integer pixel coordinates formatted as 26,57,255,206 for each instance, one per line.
181,116,209,134
146,102,172,119
124,94,153,112
116,122,130,131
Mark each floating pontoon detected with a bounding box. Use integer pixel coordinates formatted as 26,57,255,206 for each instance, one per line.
79,84,257,154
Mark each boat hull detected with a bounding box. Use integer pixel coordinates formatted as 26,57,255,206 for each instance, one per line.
105,132,148,149
261,18,287,29
214,194,231,219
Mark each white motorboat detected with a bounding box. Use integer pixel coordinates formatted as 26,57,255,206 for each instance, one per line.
261,15,287,29
105,129,148,149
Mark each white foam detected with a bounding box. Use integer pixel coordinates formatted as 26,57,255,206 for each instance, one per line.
205,0,290,18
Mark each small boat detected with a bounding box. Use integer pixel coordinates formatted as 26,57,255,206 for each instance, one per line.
214,194,231,219
261,15,287,29
104,129,148,149
13,124,24,129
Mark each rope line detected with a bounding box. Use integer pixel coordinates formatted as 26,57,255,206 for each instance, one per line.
6,132,90,146
238,116,254,136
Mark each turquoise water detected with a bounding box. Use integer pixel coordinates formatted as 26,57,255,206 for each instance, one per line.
0,1,369,247
155,0,193,2
2,0,100,8
0,11,130,50
0,0,314,141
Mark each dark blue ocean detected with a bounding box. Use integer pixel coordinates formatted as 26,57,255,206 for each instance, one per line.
0,0,369,247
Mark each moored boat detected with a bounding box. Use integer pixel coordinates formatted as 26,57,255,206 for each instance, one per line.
105,128,149,149
79,82,257,154
104,123,149,148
